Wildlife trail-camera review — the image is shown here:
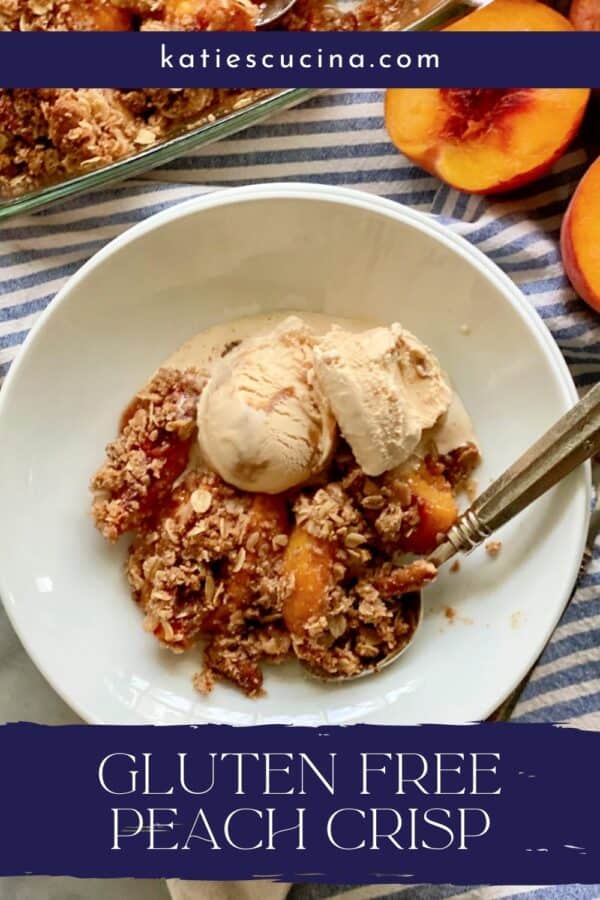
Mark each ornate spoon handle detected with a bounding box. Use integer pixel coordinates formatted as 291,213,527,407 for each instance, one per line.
430,382,600,566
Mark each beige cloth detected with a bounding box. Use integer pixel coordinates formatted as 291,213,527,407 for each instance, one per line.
168,881,289,900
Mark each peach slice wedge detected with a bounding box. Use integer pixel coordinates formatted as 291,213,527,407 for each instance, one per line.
561,156,600,313
282,526,335,636
400,466,458,556
385,1,590,195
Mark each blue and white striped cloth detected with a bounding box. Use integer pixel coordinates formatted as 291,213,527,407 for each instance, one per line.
1,90,599,900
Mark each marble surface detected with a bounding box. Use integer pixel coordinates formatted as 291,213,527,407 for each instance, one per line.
0,603,169,900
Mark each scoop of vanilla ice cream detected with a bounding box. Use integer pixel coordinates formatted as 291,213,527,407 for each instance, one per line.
197,316,336,493
314,323,452,476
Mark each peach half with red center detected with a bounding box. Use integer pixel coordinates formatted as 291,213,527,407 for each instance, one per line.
385,0,590,195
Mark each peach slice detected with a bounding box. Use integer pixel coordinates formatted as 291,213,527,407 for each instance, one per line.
282,527,335,636
561,156,600,312
385,1,590,195
401,466,458,556
570,0,600,31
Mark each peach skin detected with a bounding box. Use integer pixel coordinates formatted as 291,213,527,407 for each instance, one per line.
561,156,600,313
570,0,600,31
385,0,590,195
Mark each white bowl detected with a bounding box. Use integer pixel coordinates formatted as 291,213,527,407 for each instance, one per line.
0,184,589,725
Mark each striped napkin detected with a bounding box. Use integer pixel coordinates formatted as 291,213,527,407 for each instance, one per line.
1,90,599,900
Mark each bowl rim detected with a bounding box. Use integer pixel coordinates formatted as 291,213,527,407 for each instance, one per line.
0,182,590,724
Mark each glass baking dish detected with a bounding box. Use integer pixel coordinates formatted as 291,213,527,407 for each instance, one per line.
0,0,491,221
0,89,319,220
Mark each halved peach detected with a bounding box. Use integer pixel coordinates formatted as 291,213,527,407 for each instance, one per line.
385,0,590,195
561,156,600,312
451,0,578,32
570,0,600,31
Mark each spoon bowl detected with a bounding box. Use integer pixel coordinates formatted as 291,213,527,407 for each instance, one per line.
303,590,423,683
256,0,296,27
305,381,600,683
257,0,492,30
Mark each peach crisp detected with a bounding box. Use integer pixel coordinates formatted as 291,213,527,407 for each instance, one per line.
91,314,480,696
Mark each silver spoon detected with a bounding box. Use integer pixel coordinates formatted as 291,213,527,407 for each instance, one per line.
310,380,600,682
258,0,492,34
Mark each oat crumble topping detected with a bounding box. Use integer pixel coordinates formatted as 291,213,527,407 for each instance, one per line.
0,87,276,197
91,369,480,696
91,367,206,541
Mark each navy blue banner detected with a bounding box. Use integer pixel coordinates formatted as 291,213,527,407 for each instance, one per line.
0,722,598,882
0,32,598,88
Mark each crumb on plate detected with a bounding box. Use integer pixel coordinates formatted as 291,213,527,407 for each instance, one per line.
485,540,502,558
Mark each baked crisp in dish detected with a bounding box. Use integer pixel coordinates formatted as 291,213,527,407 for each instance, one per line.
0,0,420,30
0,88,270,197
91,313,480,697
0,0,425,197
